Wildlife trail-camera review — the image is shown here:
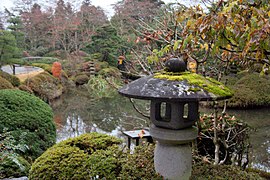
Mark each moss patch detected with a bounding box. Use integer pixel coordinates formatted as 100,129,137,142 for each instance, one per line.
29,133,122,180
226,73,270,108
23,72,63,101
154,71,233,97
0,71,20,87
0,76,14,90
191,161,264,180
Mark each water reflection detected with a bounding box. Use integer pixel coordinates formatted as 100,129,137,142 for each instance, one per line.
51,88,270,172
52,88,149,142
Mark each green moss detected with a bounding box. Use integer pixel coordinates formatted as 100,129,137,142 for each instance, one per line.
191,161,264,180
119,144,162,179
29,133,122,180
98,67,121,78
31,63,52,73
23,72,63,101
0,71,20,86
154,71,233,97
0,89,56,161
74,74,89,85
227,73,270,108
0,76,14,90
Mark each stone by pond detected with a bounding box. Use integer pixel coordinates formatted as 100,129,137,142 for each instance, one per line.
50,88,270,173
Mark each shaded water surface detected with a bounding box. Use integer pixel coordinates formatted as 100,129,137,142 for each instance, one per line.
51,88,270,172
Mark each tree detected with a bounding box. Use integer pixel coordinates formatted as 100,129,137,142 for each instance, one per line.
77,0,108,45
5,11,25,50
0,30,19,67
86,25,125,66
147,0,270,75
112,0,164,35
143,0,270,166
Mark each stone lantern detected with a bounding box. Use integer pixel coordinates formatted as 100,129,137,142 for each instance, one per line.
118,57,233,180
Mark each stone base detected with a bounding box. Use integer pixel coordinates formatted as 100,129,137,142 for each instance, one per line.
150,124,197,180
154,142,192,180
150,124,197,144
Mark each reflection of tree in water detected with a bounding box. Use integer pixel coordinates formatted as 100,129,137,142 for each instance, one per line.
52,88,150,141
249,126,270,172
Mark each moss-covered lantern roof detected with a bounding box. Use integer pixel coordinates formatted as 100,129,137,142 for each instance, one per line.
118,58,233,102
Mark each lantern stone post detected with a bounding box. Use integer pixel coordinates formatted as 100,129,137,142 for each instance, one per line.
118,58,233,179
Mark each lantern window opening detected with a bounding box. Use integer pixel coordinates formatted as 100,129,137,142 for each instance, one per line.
183,103,189,119
155,102,171,122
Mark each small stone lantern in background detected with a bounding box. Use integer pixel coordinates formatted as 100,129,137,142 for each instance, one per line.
118,57,233,180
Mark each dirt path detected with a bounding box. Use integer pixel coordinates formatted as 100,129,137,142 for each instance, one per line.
16,69,45,82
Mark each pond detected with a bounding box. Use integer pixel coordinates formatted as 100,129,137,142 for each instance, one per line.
51,87,270,173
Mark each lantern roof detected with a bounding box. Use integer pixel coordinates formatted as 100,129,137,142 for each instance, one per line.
118,58,233,102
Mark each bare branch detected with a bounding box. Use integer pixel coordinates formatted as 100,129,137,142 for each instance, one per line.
129,98,150,119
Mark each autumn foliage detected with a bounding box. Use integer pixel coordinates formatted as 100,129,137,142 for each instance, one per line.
52,62,62,79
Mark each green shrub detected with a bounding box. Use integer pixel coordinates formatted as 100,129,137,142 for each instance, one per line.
0,155,30,179
74,74,89,85
24,72,63,101
29,135,264,180
0,129,30,178
0,71,20,86
98,67,121,78
0,89,56,161
191,161,263,180
95,61,109,72
227,73,270,108
87,76,121,99
29,133,122,180
0,77,14,89
31,63,52,73
119,143,162,179
91,53,103,61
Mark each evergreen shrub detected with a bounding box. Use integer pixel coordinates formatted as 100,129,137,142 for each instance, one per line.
0,89,56,161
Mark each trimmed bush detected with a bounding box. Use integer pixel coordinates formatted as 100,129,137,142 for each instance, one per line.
98,67,121,78
74,74,89,85
0,71,20,86
24,72,63,101
0,89,56,161
29,134,265,180
227,73,270,108
0,76,14,89
29,133,122,180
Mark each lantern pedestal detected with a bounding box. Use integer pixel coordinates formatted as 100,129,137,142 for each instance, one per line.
150,124,197,180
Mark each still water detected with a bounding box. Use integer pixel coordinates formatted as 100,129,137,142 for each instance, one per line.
51,88,270,172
